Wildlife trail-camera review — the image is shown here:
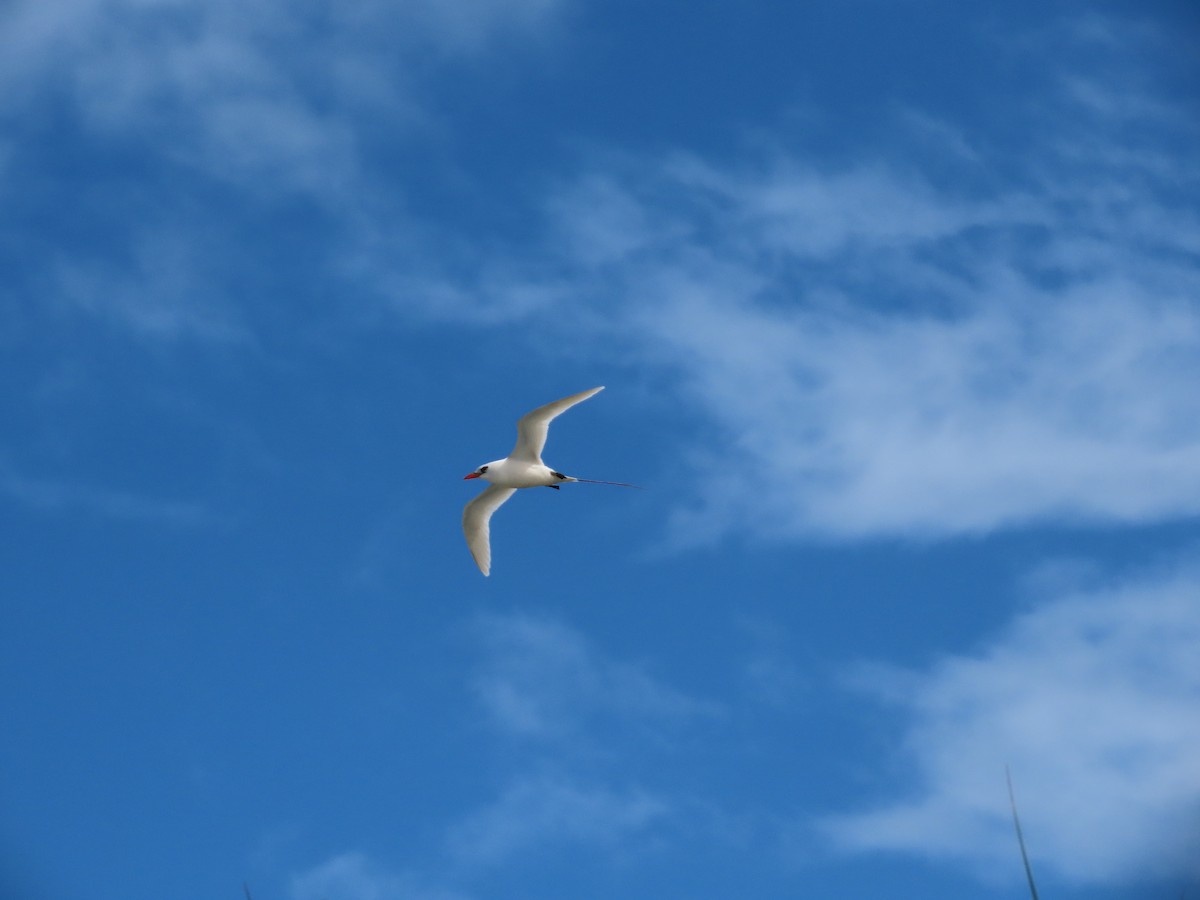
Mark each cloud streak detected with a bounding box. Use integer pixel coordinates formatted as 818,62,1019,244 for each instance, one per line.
638,271,1200,542
448,774,669,866
1,0,575,342
1,0,571,192
454,613,723,868
289,852,469,900
821,556,1200,886
470,612,720,744
0,455,208,524
8,4,1196,550
426,25,1200,544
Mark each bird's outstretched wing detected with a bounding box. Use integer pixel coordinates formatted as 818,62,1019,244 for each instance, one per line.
462,484,517,576
510,386,604,463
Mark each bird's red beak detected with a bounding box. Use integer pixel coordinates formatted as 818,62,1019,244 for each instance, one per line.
463,472,481,480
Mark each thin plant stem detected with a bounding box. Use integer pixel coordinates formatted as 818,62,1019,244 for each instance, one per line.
1006,765,1040,900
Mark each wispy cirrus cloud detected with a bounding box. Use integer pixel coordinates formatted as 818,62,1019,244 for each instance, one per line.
448,773,670,866
51,226,250,342
10,5,1198,549
291,562,1200,891
289,852,470,900
0,0,572,195
470,612,720,744
0,454,208,524
424,18,1200,545
635,270,1200,543
1,0,574,342
819,556,1200,886
455,613,721,866
281,616,715,893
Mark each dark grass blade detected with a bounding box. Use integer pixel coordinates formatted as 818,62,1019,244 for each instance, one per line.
1006,765,1041,900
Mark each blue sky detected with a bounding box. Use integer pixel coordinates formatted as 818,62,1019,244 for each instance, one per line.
2,1,1199,898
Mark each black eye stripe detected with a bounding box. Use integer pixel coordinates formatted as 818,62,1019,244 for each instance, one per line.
480,466,488,473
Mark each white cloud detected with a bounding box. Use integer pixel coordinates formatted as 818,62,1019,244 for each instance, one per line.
290,852,469,900
470,613,720,742
636,271,1200,543
452,615,732,869
0,454,208,524
1,0,574,344
820,557,1200,886
52,227,249,342
734,617,811,709
448,773,669,866
436,47,1200,543
0,0,570,196
396,0,571,54
12,4,1198,547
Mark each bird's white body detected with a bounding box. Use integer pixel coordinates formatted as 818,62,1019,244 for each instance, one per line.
462,386,604,576
471,457,578,489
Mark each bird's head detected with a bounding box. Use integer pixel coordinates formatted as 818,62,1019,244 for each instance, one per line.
463,464,490,481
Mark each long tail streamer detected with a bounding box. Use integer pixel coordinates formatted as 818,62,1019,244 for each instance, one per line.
574,478,644,489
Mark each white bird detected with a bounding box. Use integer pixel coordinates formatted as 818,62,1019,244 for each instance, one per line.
462,386,636,576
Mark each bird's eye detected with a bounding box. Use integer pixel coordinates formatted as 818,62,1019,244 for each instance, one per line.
480,466,488,473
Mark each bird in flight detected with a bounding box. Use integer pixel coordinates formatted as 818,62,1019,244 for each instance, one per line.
462,386,636,576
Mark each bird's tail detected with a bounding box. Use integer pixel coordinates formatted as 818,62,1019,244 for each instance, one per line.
571,478,643,489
